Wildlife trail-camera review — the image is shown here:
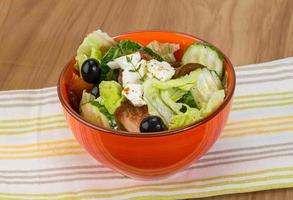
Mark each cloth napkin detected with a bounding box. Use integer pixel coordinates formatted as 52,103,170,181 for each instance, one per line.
0,57,293,200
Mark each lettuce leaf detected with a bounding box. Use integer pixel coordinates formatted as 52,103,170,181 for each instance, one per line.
99,81,124,114
75,29,116,70
143,79,175,125
169,88,187,102
160,90,183,114
153,68,202,90
201,90,225,117
178,91,198,108
160,89,198,116
169,107,201,129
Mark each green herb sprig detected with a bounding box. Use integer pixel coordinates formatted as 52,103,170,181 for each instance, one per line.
126,56,144,80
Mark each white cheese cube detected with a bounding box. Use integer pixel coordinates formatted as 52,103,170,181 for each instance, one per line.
146,59,175,81
107,52,141,70
122,84,146,107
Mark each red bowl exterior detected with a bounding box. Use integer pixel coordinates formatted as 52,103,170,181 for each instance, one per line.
58,31,235,180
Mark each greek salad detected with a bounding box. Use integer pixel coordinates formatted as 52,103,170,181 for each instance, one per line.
70,30,226,133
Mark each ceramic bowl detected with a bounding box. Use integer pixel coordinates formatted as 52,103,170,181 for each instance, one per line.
57,31,235,180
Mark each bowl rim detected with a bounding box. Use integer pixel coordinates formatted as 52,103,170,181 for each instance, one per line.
57,30,236,138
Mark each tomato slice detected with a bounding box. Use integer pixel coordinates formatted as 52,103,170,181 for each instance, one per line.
69,70,93,102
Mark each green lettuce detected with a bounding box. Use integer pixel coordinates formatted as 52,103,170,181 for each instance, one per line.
169,107,201,129
169,88,186,102
143,76,223,130
143,65,202,129
160,89,201,129
143,79,175,125
99,81,124,114
143,72,203,129
153,68,202,90
75,29,117,70
201,90,225,117
160,90,183,114
142,67,225,130
178,91,198,108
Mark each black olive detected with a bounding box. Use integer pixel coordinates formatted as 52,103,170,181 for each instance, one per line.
91,85,99,97
81,58,100,83
140,116,167,133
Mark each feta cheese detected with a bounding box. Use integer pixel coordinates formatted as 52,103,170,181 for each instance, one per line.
107,52,141,70
106,52,175,107
122,84,146,107
122,70,142,86
122,59,146,86
146,59,175,81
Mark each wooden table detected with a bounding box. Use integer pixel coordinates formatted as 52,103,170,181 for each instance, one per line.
0,0,292,199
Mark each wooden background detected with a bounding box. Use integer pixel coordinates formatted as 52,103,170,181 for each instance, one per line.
0,0,292,199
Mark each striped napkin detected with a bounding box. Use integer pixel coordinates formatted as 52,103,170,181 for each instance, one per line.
0,57,293,200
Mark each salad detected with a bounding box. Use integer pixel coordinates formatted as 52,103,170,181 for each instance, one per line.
70,30,226,133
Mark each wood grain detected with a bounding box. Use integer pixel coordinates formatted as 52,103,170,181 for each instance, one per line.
0,0,292,199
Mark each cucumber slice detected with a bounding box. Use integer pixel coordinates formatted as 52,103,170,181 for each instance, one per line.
79,90,117,129
182,42,224,78
80,102,111,128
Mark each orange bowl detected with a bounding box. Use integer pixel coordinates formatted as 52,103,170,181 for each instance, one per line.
57,31,236,180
